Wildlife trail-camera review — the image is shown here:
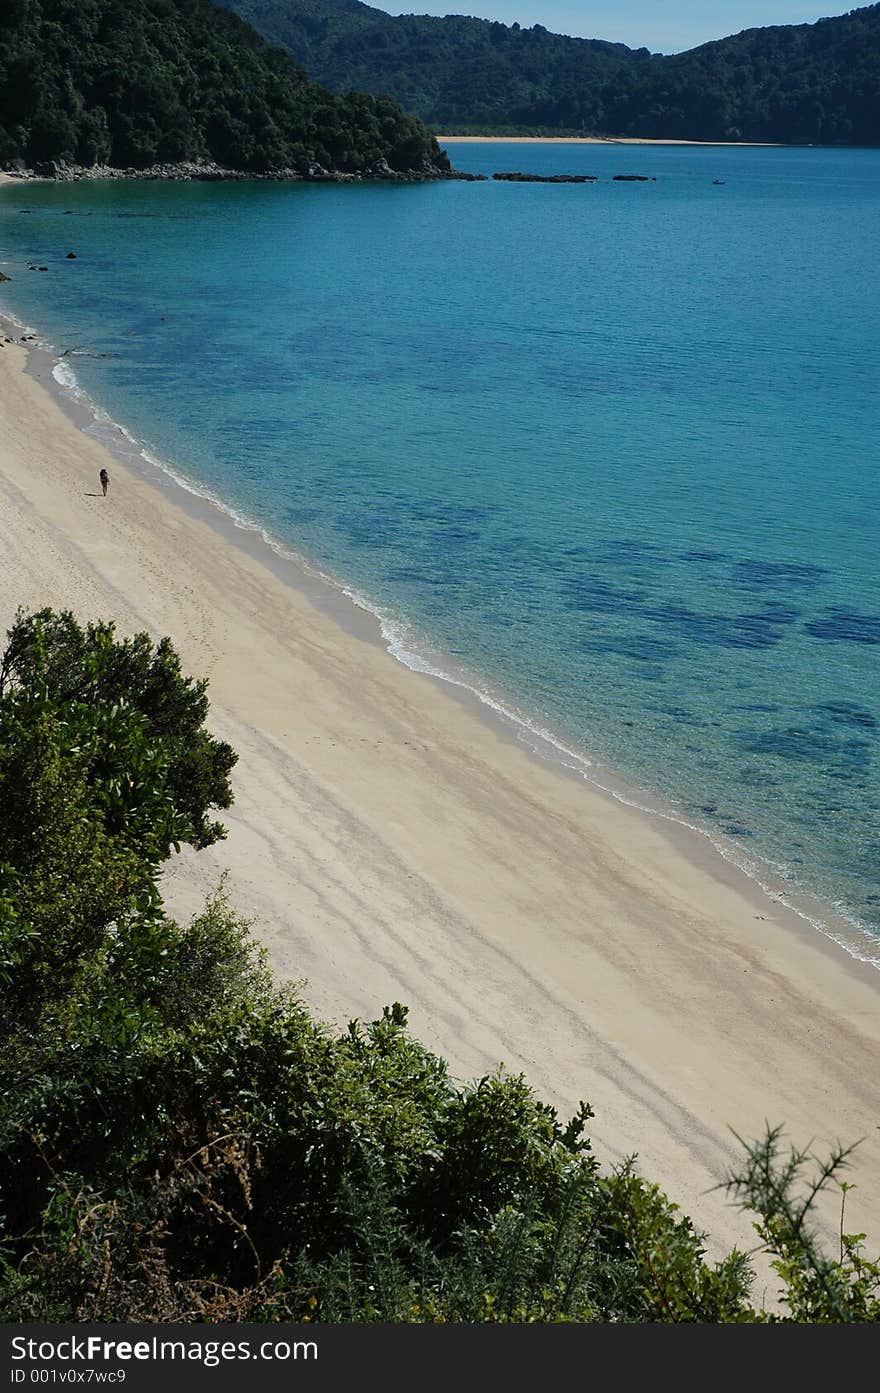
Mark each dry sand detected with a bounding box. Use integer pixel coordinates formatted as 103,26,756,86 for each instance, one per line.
0,328,878,1281
437,135,779,146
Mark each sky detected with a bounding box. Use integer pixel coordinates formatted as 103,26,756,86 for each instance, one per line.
377,3,844,53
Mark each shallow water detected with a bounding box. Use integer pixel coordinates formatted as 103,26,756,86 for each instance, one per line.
1,142,878,946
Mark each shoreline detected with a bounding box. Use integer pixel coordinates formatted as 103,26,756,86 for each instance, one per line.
1,309,879,1265
19,307,880,977
436,135,782,146
0,160,458,186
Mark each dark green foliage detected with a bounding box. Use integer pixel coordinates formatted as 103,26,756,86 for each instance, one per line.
221,0,651,134
0,608,876,1323
220,1,880,146
0,608,236,851
0,0,443,173
0,608,234,1018
0,702,154,1009
604,6,880,145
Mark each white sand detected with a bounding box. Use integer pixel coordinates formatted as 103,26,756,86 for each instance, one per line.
0,330,877,1279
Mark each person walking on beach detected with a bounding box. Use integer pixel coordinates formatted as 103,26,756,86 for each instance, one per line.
99,467,109,497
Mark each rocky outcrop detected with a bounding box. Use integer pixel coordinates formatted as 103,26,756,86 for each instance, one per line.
1,159,666,188
2,157,456,184
492,172,597,183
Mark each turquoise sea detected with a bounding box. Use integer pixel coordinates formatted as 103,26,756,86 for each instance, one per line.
1,142,879,956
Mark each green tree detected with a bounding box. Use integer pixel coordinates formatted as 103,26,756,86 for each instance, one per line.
1,608,236,850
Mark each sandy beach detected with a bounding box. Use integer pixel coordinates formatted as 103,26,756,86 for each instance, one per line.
437,135,780,146
1,324,878,1278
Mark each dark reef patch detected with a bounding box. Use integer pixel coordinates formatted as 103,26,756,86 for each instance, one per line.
805,608,880,644
651,602,786,649
563,579,797,649
730,559,826,589
579,634,677,663
736,766,780,787
593,538,676,570
563,576,649,615
739,603,800,626
659,705,705,726
817,701,877,730
680,549,730,564
736,724,873,779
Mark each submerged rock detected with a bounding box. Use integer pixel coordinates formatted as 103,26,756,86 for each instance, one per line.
492,171,597,183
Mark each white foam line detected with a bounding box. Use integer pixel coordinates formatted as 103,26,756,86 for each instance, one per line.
1,305,42,342
374,606,880,966
15,313,880,972
52,359,84,394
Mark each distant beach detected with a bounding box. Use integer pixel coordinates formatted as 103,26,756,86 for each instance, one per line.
437,135,781,145
1,315,878,1264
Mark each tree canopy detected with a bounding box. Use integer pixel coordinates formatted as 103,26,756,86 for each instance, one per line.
0,0,444,173
220,1,880,145
1,608,877,1322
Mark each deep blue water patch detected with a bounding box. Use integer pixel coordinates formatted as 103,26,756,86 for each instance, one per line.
650,602,787,649
579,634,678,663
817,701,877,730
681,549,730,564
737,725,872,765
740,604,800,625
806,609,880,644
563,576,649,614
730,559,827,590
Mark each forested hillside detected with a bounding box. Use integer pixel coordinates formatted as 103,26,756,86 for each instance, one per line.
221,1,880,144
222,0,653,131
598,5,880,143
0,0,444,173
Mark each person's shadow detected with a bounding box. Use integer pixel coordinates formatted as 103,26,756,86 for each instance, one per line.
83,491,103,497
